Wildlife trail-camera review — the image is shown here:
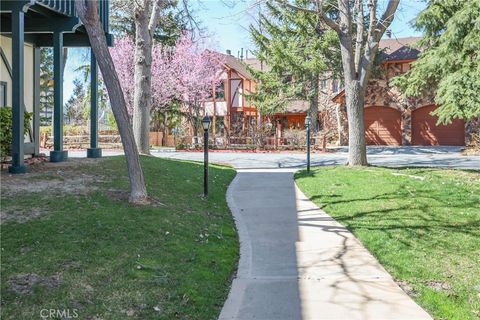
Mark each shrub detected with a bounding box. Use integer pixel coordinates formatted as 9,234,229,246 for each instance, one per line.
39,126,52,136
283,129,306,148
0,107,32,158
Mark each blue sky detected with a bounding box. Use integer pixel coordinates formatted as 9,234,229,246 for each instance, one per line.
63,0,427,102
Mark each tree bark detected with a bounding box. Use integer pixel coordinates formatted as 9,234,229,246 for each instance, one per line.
275,0,399,165
335,104,342,145
75,0,148,203
337,30,368,165
133,3,153,154
345,80,367,165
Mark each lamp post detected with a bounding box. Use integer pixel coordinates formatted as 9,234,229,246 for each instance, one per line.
305,115,311,173
202,116,211,198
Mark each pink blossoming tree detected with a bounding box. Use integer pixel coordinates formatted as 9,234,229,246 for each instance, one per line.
109,37,135,114
110,34,224,137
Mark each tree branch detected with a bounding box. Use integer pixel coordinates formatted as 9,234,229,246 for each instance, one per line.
359,0,399,88
354,0,364,74
148,0,165,34
274,0,342,33
375,0,399,41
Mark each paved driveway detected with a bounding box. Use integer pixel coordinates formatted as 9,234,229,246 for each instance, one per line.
150,146,479,169
65,146,480,169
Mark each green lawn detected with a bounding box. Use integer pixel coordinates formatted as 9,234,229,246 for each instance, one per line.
295,166,480,320
1,156,238,320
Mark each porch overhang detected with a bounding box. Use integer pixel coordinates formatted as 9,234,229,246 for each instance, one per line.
0,0,113,47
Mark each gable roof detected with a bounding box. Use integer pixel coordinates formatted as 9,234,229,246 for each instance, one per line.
379,36,422,62
332,37,423,103
244,58,271,72
213,52,254,79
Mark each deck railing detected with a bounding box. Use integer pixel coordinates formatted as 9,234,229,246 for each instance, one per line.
35,0,109,32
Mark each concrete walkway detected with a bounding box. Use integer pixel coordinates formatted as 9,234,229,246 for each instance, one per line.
220,169,432,320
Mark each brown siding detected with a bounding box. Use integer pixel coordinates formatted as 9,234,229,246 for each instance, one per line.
364,106,402,145
412,105,465,146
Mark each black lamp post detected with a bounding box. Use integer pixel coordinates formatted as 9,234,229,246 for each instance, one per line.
305,115,311,173
202,116,211,198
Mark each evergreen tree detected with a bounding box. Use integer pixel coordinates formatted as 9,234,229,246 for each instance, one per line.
248,0,341,132
110,0,192,46
39,48,54,125
394,0,480,124
64,78,86,124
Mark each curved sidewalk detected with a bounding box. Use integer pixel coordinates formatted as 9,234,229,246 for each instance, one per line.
220,169,432,320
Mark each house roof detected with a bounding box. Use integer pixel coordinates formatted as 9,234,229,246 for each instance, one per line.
213,52,254,79
244,58,271,72
379,36,422,62
332,37,423,103
285,100,309,113
379,37,421,54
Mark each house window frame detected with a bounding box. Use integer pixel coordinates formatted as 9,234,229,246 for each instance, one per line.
215,82,225,100
0,81,7,107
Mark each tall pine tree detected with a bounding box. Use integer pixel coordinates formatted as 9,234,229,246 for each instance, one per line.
394,0,480,124
248,0,341,132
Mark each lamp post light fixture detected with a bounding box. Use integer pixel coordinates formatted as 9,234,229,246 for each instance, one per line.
202,116,211,198
305,115,311,173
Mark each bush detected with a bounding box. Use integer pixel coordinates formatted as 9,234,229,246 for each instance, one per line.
283,129,306,148
0,107,32,158
40,126,51,136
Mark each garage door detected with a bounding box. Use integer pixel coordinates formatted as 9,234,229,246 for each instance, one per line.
412,105,465,145
364,106,402,145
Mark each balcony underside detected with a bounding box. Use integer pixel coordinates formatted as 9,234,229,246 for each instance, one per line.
0,1,112,47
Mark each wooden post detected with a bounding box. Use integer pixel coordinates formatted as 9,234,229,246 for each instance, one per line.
50,30,67,162
87,49,102,158
9,8,26,173
33,46,40,156
212,83,217,145
226,73,231,145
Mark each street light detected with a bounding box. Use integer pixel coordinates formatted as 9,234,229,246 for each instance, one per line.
305,115,311,173
202,116,211,198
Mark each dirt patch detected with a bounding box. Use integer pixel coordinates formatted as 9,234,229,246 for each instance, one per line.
1,159,106,197
1,159,107,223
8,273,62,295
0,207,49,225
397,280,419,297
425,280,452,293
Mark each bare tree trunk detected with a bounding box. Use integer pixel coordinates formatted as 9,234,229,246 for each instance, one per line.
345,81,367,165
335,104,343,145
131,0,164,155
133,4,153,154
336,31,367,165
277,0,399,166
75,0,148,204
62,48,68,76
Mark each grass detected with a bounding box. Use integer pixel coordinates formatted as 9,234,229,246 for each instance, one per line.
0,156,238,320
295,166,480,320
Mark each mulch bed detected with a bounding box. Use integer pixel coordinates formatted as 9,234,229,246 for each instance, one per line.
0,154,49,170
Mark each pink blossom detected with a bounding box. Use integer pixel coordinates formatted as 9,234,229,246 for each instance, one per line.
110,34,224,116
109,37,135,114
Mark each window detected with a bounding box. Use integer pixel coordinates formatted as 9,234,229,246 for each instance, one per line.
215,116,225,135
0,81,6,106
215,82,225,100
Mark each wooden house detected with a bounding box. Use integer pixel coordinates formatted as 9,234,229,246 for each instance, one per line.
333,37,474,146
